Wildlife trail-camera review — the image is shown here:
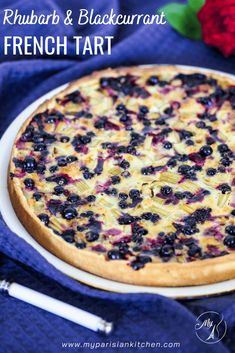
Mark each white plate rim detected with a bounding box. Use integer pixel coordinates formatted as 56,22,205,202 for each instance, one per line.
1,64,235,299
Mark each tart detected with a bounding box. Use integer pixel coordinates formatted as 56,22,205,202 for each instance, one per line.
8,65,235,286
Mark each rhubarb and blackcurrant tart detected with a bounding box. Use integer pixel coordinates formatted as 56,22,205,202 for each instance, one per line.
8,66,235,286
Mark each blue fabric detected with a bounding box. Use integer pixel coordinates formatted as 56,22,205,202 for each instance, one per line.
0,1,235,352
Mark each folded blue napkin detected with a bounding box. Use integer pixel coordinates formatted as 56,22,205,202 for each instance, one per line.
0,1,235,352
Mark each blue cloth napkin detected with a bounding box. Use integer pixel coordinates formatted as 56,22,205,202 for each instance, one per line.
0,1,235,352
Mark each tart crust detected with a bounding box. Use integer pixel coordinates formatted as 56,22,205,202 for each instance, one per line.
8,65,235,287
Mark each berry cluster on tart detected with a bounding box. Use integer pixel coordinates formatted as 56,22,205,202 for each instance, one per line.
8,66,235,286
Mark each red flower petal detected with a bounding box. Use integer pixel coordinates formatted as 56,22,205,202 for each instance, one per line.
198,0,235,57
223,16,235,33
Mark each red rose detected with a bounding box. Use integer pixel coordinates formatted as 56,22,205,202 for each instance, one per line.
198,0,235,57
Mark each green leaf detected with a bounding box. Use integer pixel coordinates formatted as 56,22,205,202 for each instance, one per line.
160,3,202,40
188,0,205,13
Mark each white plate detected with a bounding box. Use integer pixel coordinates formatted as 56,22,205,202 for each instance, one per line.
1,65,235,299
